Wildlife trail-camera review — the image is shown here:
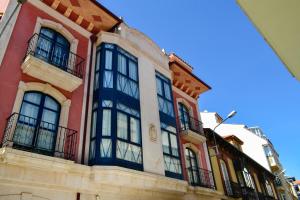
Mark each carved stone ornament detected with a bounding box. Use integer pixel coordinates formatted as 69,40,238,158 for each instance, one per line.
149,124,157,142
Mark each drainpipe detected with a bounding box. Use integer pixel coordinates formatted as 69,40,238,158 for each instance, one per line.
81,34,98,164
0,0,26,37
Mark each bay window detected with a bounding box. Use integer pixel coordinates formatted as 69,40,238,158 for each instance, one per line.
89,43,142,170
156,72,182,179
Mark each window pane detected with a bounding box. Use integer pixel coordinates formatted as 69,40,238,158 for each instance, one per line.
24,93,42,105
103,71,113,88
164,83,171,100
91,111,97,138
116,140,142,164
130,117,140,144
156,78,163,95
102,109,111,136
118,54,127,75
129,60,137,81
44,96,59,111
95,51,100,71
89,140,95,160
117,112,127,140
41,109,58,125
162,131,170,154
164,155,182,174
94,72,99,90
170,134,179,156
102,100,113,108
105,51,112,69
20,102,39,119
100,139,112,158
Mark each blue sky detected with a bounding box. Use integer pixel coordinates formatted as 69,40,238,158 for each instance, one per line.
99,0,300,179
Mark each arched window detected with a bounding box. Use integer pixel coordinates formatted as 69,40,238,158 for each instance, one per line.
179,103,190,131
185,148,200,185
220,159,233,195
36,27,70,69
265,180,274,197
13,92,61,154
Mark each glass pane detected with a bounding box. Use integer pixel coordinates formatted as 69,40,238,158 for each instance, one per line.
117,103,140,117
118,54,127,75
170,134,179,156
36,128,55,151
164,155,182,174
102,109,111,136
24,93,42,105
129,60,137,80
130,117,140,144
20,102,39,120
102,100,113,108
105,51,112,70
40,28,55,39
44,96,59,111
103,71,113,88
56,34,69,48
41,109,58,125
164,82,171,100
116,140,142,164
156,78,163,95
94,72,99,90
91,111,97,138
162,131,170,154
95,51,100,71
100,139,112,158
89,140,95,160
117,112,127,140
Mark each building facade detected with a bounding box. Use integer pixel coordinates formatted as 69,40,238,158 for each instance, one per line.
201,111,295,200
205,128,279,200
0,1,224,200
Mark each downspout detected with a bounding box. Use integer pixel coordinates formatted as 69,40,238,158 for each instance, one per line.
81,34,98,164
0,0,26,37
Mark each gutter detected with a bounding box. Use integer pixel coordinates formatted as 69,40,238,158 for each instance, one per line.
81,34,98,164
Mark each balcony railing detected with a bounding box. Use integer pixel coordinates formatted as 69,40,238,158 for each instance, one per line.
178,112,204,135
25,33,84,78
1,113,77,161
225,180,242,198
186,167,215,189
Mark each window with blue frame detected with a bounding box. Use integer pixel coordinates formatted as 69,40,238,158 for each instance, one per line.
89,43,142,171
156,72,182,179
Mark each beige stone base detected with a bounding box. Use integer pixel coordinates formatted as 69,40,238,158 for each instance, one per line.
0,148,225,200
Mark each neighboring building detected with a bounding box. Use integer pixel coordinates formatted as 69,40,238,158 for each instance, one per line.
236,0,300,81
201,111,297,200
0,0,225,200
205,128,279,200
293,180,300,200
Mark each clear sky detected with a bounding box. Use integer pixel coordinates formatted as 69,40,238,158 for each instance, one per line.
99,0,300,179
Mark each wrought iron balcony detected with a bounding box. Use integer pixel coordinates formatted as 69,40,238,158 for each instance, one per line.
1,113,77,161
25,33,84,78
177,113,206,144
186,167,215,189
224,180,242,198
21,34,84,92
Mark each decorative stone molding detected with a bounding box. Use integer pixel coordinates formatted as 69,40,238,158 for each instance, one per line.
33,17,78,53
149,123,157,142
12,81,71,127
176,98,194,118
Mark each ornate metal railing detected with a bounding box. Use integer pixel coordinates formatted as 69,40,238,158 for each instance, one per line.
178,112,204,135
1,113,77,161
225,180,242,198
186,167,215,189
25,33,85,78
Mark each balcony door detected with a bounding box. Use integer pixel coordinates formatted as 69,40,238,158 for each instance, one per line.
36,27,70,69
185,148,200,185
13,92,61,154
179,103,190,130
